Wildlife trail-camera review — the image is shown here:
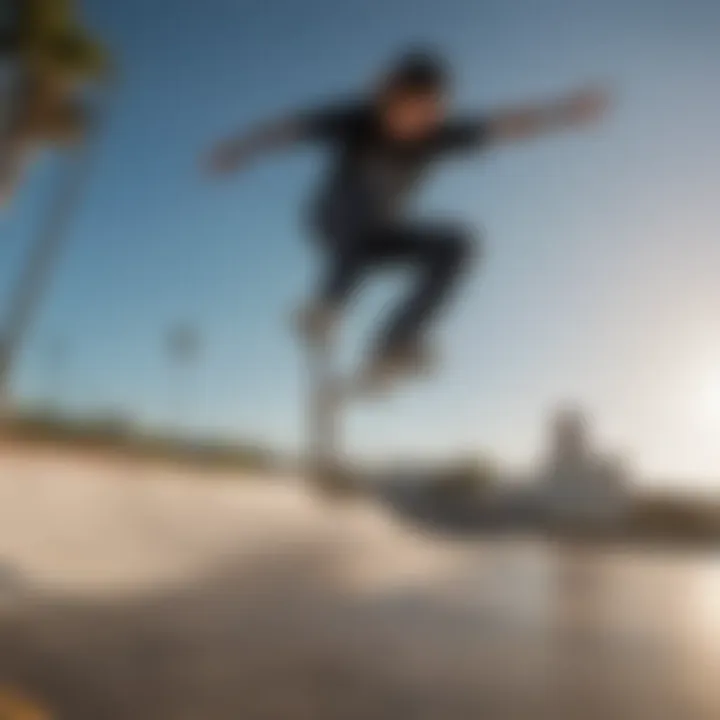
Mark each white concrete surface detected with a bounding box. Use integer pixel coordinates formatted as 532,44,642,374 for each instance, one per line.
0,446,719,719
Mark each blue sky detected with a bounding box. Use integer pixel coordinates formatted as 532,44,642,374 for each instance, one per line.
2,0,720,482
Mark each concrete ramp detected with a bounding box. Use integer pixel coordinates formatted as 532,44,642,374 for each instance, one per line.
1,448,719,719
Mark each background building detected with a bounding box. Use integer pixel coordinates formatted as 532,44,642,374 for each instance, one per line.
541,407,630,526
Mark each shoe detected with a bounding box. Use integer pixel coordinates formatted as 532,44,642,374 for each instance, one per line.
390,340,437,376
358,340,437,394
293,302,338,346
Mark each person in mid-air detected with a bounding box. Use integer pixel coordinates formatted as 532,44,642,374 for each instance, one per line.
0,0,108,205
206,49,609,389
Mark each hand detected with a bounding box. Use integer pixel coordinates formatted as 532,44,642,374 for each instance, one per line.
203,140,246,177
560,86,611,127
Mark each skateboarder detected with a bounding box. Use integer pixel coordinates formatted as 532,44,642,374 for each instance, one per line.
206,49,608,389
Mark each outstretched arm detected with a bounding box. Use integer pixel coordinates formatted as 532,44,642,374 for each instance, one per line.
485,86,610,143
204,100,360,176
205,115,308,176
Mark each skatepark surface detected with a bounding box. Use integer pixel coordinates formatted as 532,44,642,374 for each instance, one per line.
1,446,719,719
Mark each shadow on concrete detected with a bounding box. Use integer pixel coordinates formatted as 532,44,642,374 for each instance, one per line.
2,526,719,720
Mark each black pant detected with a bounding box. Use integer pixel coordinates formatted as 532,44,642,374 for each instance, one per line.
316,207,476,356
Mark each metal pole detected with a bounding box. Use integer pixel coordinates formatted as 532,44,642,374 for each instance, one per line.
0,100,108,413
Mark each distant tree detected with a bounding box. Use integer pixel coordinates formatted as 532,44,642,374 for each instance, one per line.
631,496,720,541
432,455,498,500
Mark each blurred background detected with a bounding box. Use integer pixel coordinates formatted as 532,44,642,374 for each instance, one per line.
0,0,719,718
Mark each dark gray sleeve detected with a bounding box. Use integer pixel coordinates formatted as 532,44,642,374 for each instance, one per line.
296,102,365,142
435,118,492,154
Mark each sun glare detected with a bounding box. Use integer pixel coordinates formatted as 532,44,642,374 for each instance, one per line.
701,375,720,422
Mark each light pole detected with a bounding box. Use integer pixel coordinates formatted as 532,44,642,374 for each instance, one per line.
44,336,69,413
165,324,200,431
